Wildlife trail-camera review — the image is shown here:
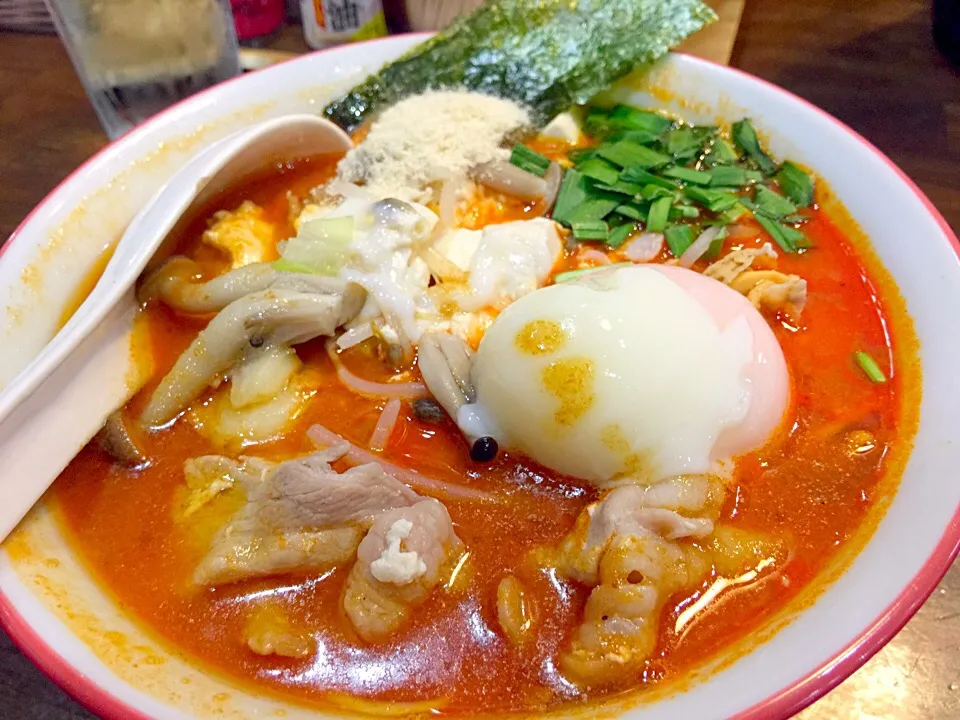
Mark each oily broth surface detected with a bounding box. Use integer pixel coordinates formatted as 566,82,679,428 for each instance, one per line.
51,153,903,714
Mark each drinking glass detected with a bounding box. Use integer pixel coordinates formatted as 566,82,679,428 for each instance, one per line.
44,0,241,139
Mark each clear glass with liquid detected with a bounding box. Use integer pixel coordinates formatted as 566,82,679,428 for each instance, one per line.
44,0,241,139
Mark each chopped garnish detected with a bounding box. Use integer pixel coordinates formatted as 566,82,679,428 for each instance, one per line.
664,224,695,257
606,223,634,248
646,196,672,233
752,185,798,219
706,137,739,165
572,220,610,241
703,225,727,260
568,147,600,164
620,167,677,189
510,144,551,177
754,214,810,253
777,161,815,207
554,262,633,283
597,141,672,169
577,157,621,186
683,186,739,212
668,204,700,220
592,179,645,196
708,165,760,187
553,169,620,226
732,119,777,175
662,126,702,160
662,166,713,185
615,204,647,221
608,105,672,138
854,351,887,383
639,184,675,201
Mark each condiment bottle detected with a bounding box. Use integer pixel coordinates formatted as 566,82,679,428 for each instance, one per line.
300,0,388,49
231,0,286,46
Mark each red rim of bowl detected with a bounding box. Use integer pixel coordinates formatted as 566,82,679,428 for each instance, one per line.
1,35,959,720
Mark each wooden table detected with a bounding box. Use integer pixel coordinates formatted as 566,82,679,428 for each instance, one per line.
1,0,959,717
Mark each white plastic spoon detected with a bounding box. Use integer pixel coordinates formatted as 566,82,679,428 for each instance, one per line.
0,114,353,542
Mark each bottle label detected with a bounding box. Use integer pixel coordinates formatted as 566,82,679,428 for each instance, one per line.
311,0,386,38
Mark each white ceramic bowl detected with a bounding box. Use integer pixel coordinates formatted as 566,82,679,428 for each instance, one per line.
2,34,959,720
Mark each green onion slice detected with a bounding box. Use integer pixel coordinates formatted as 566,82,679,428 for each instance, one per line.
646,196,672,233
777,161,815,207
732,118,777,175
572,220,609,241
510,144,550,177
854,351,887,383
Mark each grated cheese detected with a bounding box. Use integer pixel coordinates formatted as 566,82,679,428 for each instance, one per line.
335,90,531,203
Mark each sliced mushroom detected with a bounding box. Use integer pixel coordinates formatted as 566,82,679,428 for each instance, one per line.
140,285,365,428
139,257,352,314
417,332,475,423
95,410,150,468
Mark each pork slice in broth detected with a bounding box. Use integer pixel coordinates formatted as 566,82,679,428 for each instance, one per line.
554,477,722,687
344,499,465,642
194,445,421,586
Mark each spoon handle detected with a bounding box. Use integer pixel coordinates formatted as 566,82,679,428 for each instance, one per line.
0,297,143,543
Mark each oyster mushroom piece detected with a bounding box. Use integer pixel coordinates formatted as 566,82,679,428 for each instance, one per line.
95,410,150,467
417,332,475,422
140,257,353,314
140,285,365,428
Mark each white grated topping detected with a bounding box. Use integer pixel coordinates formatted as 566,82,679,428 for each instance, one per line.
335,90,531,203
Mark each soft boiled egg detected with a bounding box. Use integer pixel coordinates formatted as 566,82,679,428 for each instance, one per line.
467,264,790,486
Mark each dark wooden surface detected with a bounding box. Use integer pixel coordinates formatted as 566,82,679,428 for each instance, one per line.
1,1,959,717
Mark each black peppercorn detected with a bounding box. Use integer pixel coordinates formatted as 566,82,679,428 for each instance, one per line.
470,436,498,463
249,335,264,348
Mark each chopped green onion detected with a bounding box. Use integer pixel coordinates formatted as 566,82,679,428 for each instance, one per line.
592,179,645,196
554,170,618,226
640,184,676,201
664,224,695,257
554,262,633,283
854,351,887,383
620,167,677,189
706,138,739,165
577,157,621,186
709,165,751,187
510,144,550,177
597,141,672,169
752,185,798,219
732,119,777,175
776,161,815,207
754,214,809,253
572,220,609,241
683,186,740,212
715,202,749,224
607,105,672,136
568,147,600,164
607,128,665,145
646,196,672,233
782,213,808,224
669,204,700,220
606,223,634,248
662,126,702,159
615,204,647,221
662,166,713,185
703,225,727,260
